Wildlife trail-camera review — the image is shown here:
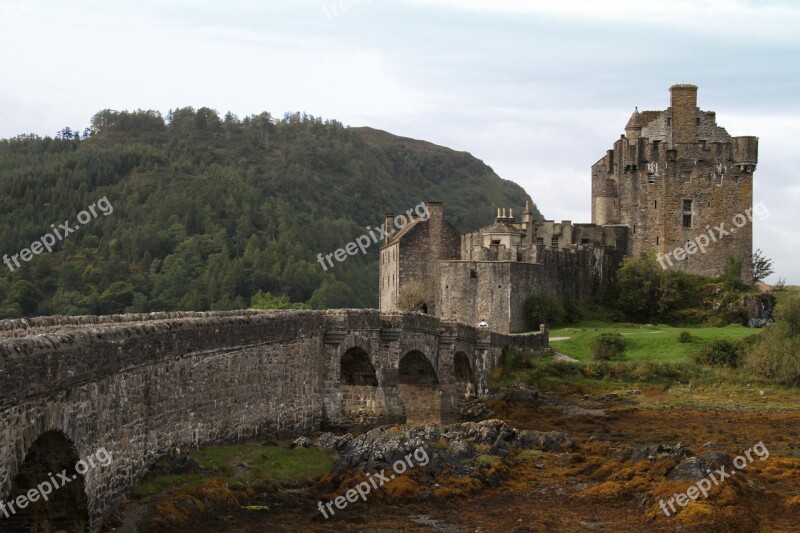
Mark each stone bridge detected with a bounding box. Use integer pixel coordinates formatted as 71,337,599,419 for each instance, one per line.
0,309,547,531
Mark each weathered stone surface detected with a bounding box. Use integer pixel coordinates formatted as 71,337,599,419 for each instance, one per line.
312,419,573,474
592,84,756,282
0,309,546,531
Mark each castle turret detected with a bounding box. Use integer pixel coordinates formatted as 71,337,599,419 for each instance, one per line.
593,178,619,225
625,107,643,140
732,136,758,172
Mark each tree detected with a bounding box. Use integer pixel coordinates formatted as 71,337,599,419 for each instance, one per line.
250,291,308,310
523,293,565,329
98,281,135,314
308,279,360,309
6,280,44,315
616,253,682,322
753,249,774,282
397,282,427,312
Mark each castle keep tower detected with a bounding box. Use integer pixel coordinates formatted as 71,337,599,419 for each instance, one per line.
591,84,758,281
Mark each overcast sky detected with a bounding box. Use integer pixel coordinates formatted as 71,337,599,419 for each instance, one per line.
0,0,796,283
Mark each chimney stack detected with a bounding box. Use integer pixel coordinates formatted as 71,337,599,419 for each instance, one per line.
384,213,394,242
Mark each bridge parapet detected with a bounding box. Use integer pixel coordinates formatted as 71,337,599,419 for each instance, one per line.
0,309,548,531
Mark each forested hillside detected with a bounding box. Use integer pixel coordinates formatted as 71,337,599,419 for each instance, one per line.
0,108,539,317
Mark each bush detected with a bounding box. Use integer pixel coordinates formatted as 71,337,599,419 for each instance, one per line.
742,328,800,386
497,346,531,377
677,331,693,343
563,300,584,325
741,292,800,385
775,292,800,337
524,293,565,329
590,333,626,360
693,339,741,368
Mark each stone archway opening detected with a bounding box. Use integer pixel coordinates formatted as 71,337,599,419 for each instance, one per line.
453,351,476,397
339,347,381,420
3,431,89,532
398,350,440,423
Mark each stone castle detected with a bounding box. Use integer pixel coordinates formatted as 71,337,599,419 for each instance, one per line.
380,84,758,333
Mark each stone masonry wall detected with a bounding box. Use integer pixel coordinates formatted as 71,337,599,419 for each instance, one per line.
0,311,326,530
435,243,623,333
1,309,546,531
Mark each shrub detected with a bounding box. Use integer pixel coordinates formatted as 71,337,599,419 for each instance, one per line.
677,331,693,343
563,300,584,325
775,292,800,337
693,339,740,368
742,328,800,386
498,346,530,377
741,293,800,385
524,293,565,329
615,253,689,322
590,333,626,360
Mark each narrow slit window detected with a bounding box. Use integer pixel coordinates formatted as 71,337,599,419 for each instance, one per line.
683,199,693,228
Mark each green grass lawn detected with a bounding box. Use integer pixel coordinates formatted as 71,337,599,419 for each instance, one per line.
132,442,333,499
549,321,760,362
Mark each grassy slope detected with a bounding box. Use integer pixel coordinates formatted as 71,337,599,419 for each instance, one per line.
549,321,760,362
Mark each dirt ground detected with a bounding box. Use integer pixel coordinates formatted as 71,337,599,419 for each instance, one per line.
111,389,800,533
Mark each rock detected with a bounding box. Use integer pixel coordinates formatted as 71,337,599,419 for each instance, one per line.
666,456,726,483
502,387,540,403
291,436,313,448
628,443,691,462
517,430,575,453
314,419,573,476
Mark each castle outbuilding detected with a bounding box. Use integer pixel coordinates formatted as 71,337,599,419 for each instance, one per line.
381,85,757,333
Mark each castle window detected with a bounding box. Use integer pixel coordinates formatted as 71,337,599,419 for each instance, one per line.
470,269,477,278
633,225,636,234
551,237,559,248
653,140,660,152
683,199,693,228
656,236,659,245
535,237,544,245
667,117,671,126
654,200,657,209
697,117,701,125
491,239,500,245
683,173,691,183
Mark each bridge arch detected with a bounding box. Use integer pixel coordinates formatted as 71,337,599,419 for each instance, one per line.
338,347,383,420
3,430,89,531
398,350,440,423
453,351,476,397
